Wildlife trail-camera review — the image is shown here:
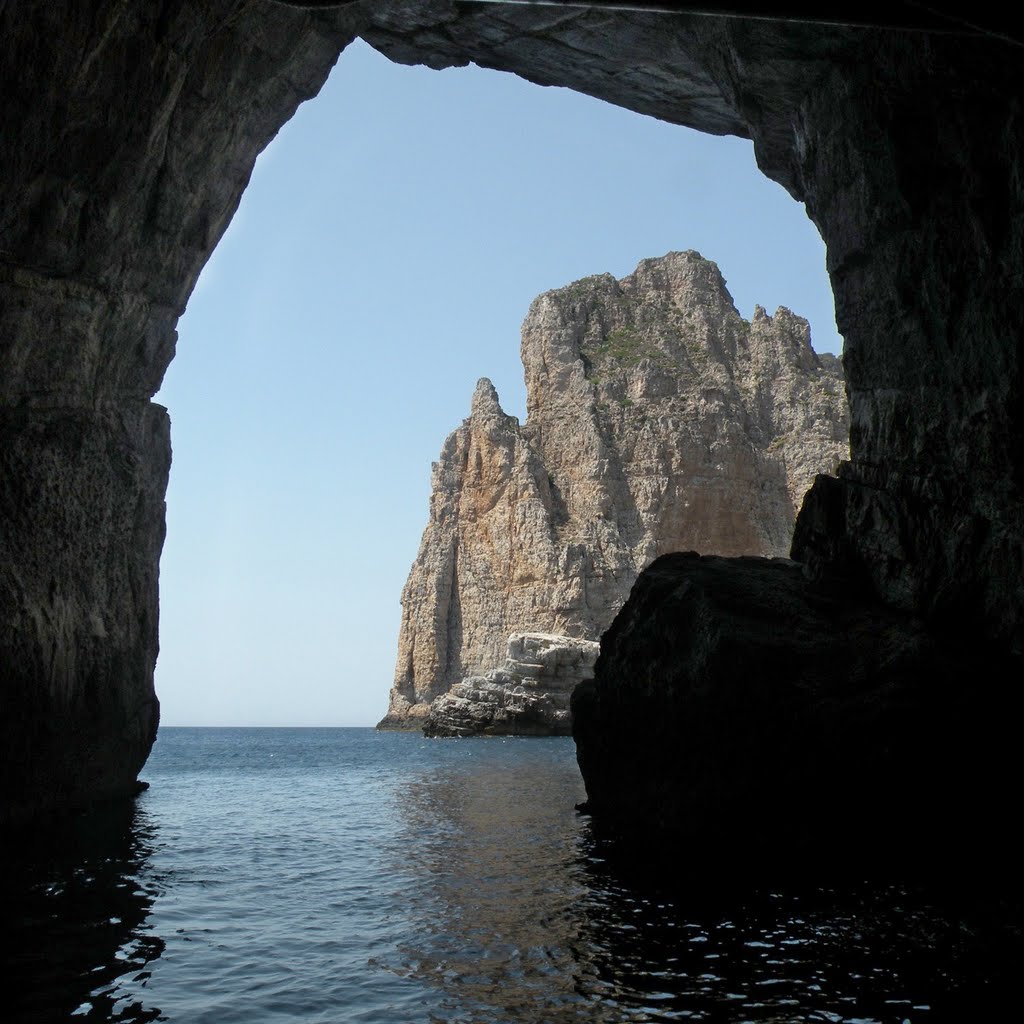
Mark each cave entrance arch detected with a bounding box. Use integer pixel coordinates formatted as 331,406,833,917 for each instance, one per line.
2,1,1020,823
156,36,842,730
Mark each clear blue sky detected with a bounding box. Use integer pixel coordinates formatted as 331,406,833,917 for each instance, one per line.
155,39,842,727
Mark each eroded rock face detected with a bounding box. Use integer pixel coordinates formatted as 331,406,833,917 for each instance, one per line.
0,405,169,822
380,252,847,731
0,1,366,825
424,633,599,737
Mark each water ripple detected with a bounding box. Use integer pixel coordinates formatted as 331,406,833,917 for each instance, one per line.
4,728,1021,1023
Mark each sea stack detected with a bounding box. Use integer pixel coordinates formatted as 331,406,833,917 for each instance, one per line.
379,251,849,734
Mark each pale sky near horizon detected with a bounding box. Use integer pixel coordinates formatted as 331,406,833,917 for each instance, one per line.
154,38,843,728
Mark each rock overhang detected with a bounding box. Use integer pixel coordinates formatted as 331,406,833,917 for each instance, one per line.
2,0,1022,827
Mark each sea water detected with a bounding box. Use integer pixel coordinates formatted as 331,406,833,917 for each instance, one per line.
4,728,1019,1022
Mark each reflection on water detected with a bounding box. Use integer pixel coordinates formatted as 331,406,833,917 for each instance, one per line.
573,861,1021,1023
3,801,165,1023
383,743,594,1022
3,730,1022,1023
384,738,1023,1023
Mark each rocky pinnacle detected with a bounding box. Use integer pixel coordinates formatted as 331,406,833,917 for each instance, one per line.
378,252,848,731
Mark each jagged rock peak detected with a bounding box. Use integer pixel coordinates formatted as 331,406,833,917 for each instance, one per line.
625,249,734,301
470,376,504,419
519,250,825,398
534,250,734,313
379,252,849,733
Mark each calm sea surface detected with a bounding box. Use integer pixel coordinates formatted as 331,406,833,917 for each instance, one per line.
4,727,1021,1023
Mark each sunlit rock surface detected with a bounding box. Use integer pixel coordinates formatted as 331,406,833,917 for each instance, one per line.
380,252,847,732
424,633,599,737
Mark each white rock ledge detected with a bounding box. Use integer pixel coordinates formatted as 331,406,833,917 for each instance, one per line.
423,633,600,737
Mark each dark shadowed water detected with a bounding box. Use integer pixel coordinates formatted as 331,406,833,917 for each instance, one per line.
3,728,1021,1022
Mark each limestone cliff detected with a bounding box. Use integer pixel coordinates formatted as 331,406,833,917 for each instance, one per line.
379,251,848,730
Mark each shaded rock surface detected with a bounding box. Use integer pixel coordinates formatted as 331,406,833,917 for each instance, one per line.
1,1,366,825
380,252,847,731
424,633,599,737
572,553,1024,861
0,404,169,823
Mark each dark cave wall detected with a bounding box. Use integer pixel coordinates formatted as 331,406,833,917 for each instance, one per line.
787,37,1024,651
0,1,365,823
2,0,1022,823
0,404,169,820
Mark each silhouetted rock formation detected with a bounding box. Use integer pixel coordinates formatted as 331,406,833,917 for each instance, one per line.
573,552,1023,863
381,252,847,733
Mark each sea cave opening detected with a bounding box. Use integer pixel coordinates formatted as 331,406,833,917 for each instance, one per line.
8,6,1024,1021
